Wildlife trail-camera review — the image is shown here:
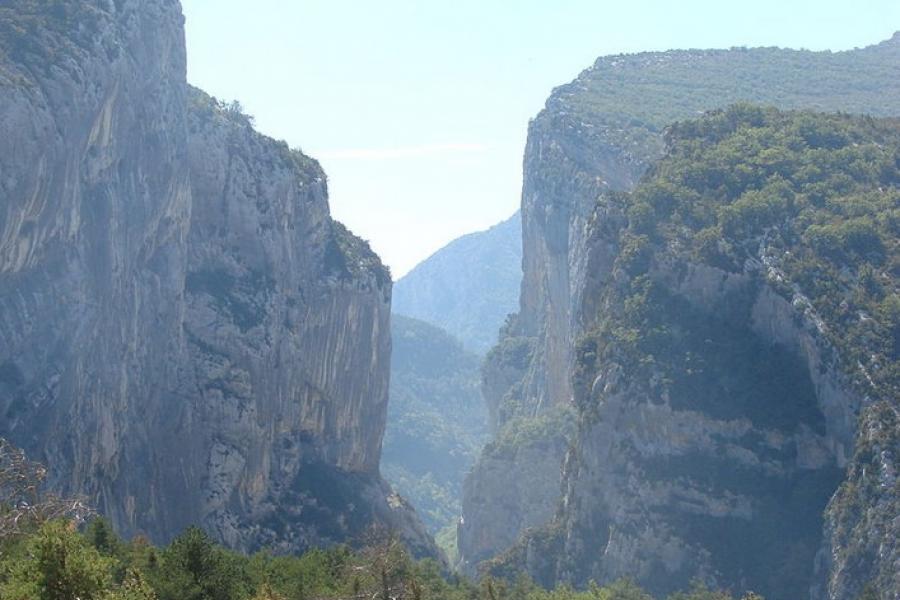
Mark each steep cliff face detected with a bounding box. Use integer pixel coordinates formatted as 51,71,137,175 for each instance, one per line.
496,108,900,600
0,0,434,559
0,0,194,538
461,35,900,585
183,91,433,556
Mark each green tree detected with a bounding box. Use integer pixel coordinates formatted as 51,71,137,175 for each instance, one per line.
594,579,654,600
85,518,123,558
150,527,249,600
105,569,158,600
0,520,113,600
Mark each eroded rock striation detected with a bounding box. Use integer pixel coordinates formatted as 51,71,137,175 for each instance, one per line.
461,35,900,599
0,0,435,558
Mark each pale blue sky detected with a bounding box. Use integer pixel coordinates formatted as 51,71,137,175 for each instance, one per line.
180,0,900,276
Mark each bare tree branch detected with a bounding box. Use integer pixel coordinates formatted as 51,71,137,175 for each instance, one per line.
0,437,93,542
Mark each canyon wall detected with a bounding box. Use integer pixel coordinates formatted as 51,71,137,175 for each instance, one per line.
0,0,434,558
461,35,900,599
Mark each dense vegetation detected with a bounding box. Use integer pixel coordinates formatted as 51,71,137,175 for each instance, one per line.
544,35,900,168
569,106,899,600
382,316,487,560
0,517,772,600
581,105,900,405
0,0,103,63
0,436,767,600
393,213,522,355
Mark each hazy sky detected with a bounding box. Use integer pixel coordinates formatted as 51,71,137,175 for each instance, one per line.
180,0,900,277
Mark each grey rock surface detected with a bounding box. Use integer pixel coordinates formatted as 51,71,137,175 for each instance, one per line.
0,0,435,559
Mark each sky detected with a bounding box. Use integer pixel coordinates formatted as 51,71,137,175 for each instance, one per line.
180,0,900,277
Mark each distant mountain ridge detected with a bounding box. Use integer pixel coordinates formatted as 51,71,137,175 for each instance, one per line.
393,212,522,355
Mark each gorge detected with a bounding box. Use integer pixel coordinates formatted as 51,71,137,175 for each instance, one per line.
0,2,899,600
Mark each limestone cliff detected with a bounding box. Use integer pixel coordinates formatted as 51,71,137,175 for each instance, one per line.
0,0,435,559
491,108,900,600
461,35,900,595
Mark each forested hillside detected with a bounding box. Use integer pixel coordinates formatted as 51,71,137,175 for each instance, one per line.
382,316,487,561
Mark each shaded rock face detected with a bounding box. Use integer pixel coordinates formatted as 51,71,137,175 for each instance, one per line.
457,422,571,570
457,129,634,574
551,261,857,600
0,0,435,559
820,403,900,600
0,0,194,539
461,35,900,591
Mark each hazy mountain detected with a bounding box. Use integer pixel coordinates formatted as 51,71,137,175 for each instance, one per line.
393,212,522,355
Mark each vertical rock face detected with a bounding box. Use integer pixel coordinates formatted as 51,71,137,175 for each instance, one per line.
0,0,194,538
183,90,434,555
461,35,900,593
0,0,435,559
550,261,858,599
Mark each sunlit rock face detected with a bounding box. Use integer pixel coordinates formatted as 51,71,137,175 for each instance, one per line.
0,0,435,559
461,34,900,600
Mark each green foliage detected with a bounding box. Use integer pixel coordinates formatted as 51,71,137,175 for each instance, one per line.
151,527,250,600
0,520,114,600
0,0,105,64
382,316,487,537
544,38,900,168
106,570,158,600
86,518,124,559
571,107,900,600
0,517,780,600
587,106,900,404
485,405,576,459
325,222,391,291
250,583,284,600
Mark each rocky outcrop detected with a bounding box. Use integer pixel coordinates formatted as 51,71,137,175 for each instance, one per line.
183,90,434,556
462,34,900,595
458,121,635,573
491,105,900,600
820,402,900,600
457,405,573,571
0,0,435,559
